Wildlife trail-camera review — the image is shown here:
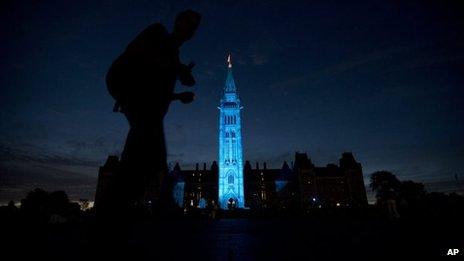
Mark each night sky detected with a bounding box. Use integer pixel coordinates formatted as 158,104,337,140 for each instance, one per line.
1,0,463,202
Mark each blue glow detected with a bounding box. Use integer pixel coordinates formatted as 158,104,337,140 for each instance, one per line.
198,198,207,209
218,56,245,209
173,182,185,208
275,181,288,192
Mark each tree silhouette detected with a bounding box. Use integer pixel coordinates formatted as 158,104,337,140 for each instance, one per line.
399,181,426,205
370,171,401,204
19,188,80,223
49,191,70,216
20,188,50,221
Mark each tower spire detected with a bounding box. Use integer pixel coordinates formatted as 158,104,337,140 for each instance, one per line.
225,53,236,93
227,53,232,68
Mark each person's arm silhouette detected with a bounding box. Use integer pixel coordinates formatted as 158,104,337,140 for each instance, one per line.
171,92,195,104
178,62,196,87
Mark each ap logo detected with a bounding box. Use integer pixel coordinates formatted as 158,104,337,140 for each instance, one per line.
447,249,460,256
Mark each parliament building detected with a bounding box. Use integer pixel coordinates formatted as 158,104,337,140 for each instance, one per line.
95,55,368,211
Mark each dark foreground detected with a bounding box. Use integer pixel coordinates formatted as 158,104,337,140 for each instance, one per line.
3,210,463,260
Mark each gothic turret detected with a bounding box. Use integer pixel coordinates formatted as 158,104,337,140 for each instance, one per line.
218,53,245,209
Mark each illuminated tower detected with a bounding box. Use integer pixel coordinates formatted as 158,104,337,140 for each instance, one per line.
218,54,245,209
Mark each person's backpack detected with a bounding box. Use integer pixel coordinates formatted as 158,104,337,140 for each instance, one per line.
105,23,168,112
106,58,125,112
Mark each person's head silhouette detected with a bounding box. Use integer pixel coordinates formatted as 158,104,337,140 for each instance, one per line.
172,10,201,45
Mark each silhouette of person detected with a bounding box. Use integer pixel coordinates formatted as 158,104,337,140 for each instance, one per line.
106,10,201,212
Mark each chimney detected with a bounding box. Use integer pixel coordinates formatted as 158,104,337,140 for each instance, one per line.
203,162,206,171
195,163,199,171
256,162,259,170
263,162,267,170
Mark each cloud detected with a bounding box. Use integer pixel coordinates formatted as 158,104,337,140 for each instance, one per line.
0,160,97,203
0,143,101,167
270,47,408,90
0,142,102,203
65,136,107,151
250,53,268,65
391,53,464,72
270,45,464,90
62,136,122,161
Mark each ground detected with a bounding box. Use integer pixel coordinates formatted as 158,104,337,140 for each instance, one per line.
4,211,462,260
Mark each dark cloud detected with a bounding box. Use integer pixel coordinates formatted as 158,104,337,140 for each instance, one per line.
0,144,101,167
249,53,269,65
0,142,100,203
269,47,409,90
0,161,97,204
65,136,108,151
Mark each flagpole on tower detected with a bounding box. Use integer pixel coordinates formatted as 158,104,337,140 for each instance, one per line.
227,53,232,68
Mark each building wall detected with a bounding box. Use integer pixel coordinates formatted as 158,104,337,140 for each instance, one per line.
295,152,368,210
171,152,367,212
95,153,368,212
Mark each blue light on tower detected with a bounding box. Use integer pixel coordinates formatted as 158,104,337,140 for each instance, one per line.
218,54,245,209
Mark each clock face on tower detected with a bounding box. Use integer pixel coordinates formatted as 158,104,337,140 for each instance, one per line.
218,54,245,209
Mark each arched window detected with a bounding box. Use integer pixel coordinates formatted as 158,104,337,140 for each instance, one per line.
225,132,229,138
228,175,234,184
233,115,236,124
231,131,235,138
